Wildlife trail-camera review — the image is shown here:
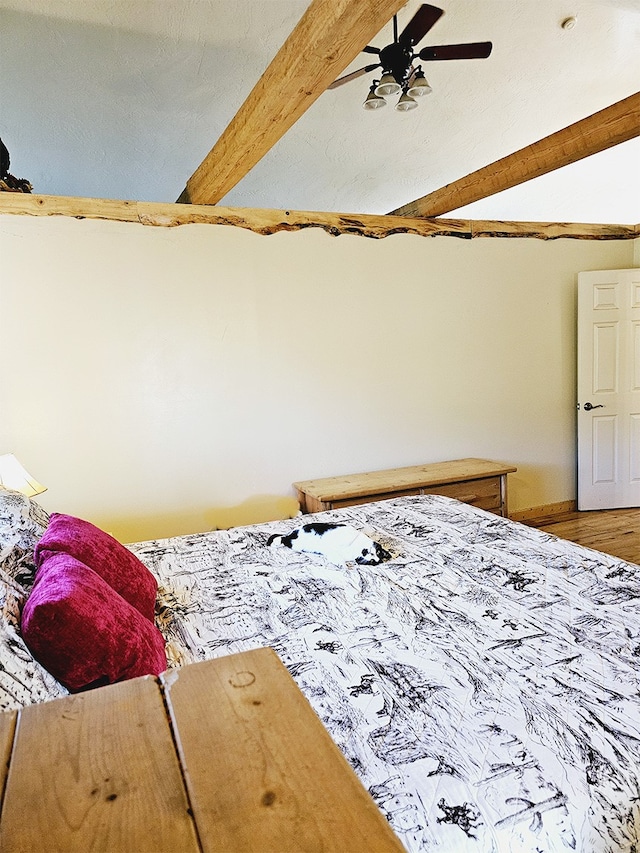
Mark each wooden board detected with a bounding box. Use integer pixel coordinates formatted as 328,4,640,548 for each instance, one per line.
422,475,503,510
0,710,16,808
0,676,199,852
0,193,637,241
294,458,517,502
161,648,404,853
509,500,577,523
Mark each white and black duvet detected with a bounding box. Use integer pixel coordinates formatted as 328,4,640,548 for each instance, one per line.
129,495,640,853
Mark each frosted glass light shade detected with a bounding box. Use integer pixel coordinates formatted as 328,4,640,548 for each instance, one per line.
0,454,46,497
363,90,387,110
407,76,432,97
395,92,418,111
375,73,401,97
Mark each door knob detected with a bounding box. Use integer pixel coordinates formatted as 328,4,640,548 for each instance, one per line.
583,402,604,411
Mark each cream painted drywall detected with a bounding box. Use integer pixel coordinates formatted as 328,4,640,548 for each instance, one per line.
0,214,635,541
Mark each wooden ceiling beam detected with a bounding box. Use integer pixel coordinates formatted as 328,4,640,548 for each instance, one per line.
3,194,637,241
178,0,406,206
389,91,640,218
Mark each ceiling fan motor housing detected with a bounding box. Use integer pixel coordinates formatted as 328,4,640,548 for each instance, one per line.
379,42,415,86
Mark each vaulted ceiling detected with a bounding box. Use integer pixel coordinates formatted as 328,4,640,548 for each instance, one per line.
1,0,638,223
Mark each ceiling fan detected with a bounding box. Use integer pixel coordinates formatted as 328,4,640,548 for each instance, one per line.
329,3,492,111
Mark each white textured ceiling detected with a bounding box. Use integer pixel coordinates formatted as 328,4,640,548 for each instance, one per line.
1,0,638,222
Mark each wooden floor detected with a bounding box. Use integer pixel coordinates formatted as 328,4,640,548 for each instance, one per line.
522,507,640,565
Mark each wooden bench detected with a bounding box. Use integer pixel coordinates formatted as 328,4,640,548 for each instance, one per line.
295,458,517,517
0,648,402,852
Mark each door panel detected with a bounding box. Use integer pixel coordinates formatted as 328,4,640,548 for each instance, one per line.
578,269,640,509
592,415,616,483
593,322,618,392
631,415,640,481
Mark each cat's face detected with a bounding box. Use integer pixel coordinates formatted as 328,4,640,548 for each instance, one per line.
356,542,391,565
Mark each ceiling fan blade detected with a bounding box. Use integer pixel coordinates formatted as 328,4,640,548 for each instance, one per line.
327,63,381,89
419,41,493,61
362,45,380,55
399,4,444,47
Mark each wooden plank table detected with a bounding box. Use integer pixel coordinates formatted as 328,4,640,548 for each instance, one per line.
295,458,517,517
0,648,403,852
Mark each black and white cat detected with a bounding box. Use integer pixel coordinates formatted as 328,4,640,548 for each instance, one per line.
267,522,391,566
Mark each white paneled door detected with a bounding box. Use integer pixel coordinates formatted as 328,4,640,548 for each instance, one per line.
577,269,640,509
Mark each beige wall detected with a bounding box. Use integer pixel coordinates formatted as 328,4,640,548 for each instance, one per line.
1,214,635,541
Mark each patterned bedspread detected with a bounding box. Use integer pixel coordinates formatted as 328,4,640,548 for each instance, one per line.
130,495,640,852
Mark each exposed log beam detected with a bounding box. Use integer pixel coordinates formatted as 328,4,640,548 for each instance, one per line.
389,91,640,218
177,0,406,206
1,193,638,241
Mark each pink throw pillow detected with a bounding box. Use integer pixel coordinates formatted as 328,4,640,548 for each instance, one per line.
35,513,157,622
21,553,167,692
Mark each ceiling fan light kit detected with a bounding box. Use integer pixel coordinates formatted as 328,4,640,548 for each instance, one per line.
332,3,492,116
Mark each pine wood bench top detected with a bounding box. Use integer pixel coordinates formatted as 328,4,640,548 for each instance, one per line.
0,648,402,852
294,457,517,502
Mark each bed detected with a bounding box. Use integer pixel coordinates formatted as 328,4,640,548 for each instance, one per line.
1,489,639,852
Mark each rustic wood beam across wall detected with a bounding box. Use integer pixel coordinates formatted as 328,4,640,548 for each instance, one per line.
176,0,406,206
1,194,638,241
389,91,640,218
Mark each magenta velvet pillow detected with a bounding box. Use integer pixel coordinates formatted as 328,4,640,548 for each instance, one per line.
34,513,157,622
21,553,167,692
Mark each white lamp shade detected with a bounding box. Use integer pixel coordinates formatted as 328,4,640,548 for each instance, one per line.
375,73,401,97
395,92,418,111
363,90,387,110
0,454,46,497
407,77,432,97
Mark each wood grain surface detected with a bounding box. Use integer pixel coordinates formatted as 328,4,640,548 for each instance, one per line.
0,676,198,852
161,648,404,852
294,458,516,502
0,710,16,808
1,193,637,241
